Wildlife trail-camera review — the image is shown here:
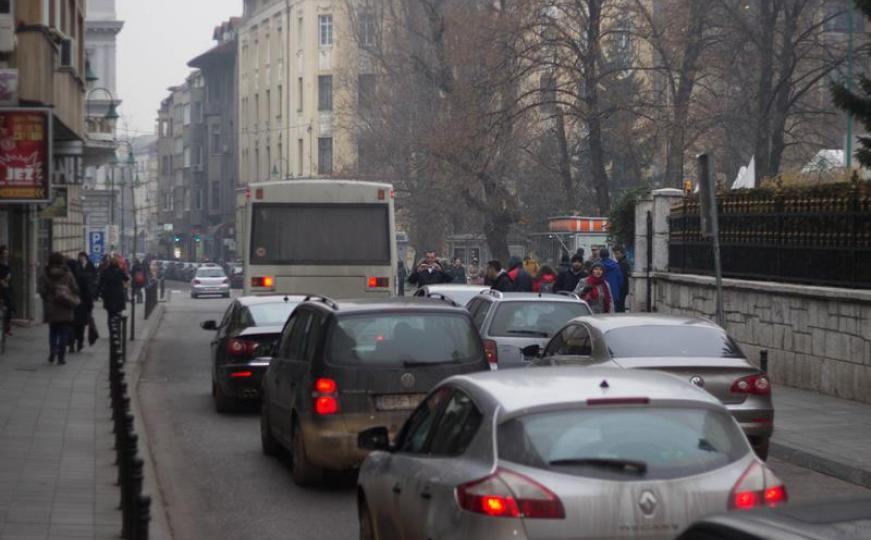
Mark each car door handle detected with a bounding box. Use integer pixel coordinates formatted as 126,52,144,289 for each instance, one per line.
392,483,402,494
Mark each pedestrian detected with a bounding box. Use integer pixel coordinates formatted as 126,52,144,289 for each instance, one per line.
612,246,631,313
407,251,452,287
555,253,587,293
68,254,96,352
557,252,571,274
99,253,130,332
597,248,624,306
447,257,467,284
37,252,80,365
467,258,484,285
533,265,558,293
131,258,146,304
589,246,600,263
574,262,614,314
523,256,540,279
486,260,514,292
0,245,13,336
507,256,534,292
397,260,407,296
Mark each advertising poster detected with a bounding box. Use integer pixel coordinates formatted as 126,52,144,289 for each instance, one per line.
0,108,52,203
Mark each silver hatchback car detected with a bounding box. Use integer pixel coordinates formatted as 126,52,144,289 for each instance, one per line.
190,265,231,298
357,367,787,540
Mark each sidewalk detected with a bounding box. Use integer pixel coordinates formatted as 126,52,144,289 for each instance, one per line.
0,300,169,540
772,385,871,489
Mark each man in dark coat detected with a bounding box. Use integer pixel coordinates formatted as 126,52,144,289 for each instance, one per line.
555,253,587,293
486,260,514,292
68,254,97,352
507,256,533,292
612,246,631,312
446,257,467,284
99,254,129,331
407,251,452,288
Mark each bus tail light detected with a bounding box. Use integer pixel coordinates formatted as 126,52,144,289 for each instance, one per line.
368,277,389,288
252,276,274,288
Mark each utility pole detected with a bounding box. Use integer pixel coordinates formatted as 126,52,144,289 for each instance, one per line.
847,4,855,170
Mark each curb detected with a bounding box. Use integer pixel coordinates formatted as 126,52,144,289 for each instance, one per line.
770,441,871,490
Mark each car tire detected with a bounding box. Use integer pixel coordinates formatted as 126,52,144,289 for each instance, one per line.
291,418,323,487
753,437,770,461
190,293,197,299
358,496,376,540
213,381,236,413
260,401,280,457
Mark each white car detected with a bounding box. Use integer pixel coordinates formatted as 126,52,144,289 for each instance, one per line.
191,266,231,298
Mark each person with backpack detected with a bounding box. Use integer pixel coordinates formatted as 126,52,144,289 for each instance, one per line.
507,257,534,292
131,258,146,304
533,265,558,293
38,252,80,365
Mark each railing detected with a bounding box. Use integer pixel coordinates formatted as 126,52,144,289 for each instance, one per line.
668,185,871,288
108,315,151,539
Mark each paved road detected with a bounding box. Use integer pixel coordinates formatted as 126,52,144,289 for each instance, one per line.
139,287,870,540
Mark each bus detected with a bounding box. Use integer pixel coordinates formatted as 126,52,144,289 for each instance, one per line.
241,179,397,299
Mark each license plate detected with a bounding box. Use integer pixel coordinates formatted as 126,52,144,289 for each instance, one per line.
375,394,426,411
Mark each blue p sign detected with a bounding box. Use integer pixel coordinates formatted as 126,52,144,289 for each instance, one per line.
88,230,106,264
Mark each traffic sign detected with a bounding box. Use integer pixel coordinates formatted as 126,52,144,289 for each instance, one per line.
88,228,106,264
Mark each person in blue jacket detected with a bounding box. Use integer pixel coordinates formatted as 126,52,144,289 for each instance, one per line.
596,248,623,305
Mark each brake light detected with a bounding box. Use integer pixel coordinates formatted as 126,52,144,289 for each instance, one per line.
227,339,258,357
456,468,564,519
483,340,498,366
251,276,274,288
730,462,788,511
230,371,253,378
367,276,389,288
731,374,771,396
312,377,339,415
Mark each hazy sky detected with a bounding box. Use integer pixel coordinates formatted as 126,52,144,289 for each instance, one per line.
116,0,241,137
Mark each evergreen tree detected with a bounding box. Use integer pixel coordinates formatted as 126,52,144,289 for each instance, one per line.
831,0,871,166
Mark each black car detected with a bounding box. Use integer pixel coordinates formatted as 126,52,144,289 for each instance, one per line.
201,295,306,412
260,296,490,486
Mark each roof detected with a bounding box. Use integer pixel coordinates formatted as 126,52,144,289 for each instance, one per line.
237,295,308,307
480,291,584,302
308,296,470,314
569,313,721,332
451,367,721,416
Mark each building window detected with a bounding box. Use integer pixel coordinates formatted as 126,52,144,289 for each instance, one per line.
196,188,204,211
254,148,260,180
318,137,333,176
183,103,191,125
254,94,260,125
277,85,283,119
358,74,375,110
297,17,304,48
183,147,191,168
211,182,220,210
358,137,375,174
161,156,170,175
359,12,376,47
266,145,272,177
297,77,303,111
266,89,271,123
184,188,191,211
318,75,333,111
197,145,204,166
192,102,203,123
211,126,221,154
297,138,304,176
319,15,333,47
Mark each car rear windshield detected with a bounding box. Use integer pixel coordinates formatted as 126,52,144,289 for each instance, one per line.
489,301,593,338
498,406,748,480
328,313,483,366
197,269,226,278
244,303,297,327
605,326,744,358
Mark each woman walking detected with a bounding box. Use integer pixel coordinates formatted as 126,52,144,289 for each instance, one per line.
38,252,80,365
99,253,129,331
67,254,95,352
573,262,614,314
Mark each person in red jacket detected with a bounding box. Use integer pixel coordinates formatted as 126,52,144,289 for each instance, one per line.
532,265,558,293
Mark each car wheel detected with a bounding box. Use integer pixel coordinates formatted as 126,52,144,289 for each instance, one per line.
753,437,770,461
291,418,323,486
358,496,376,540
190,293,197,299
213,381,236,413
260,400,280,457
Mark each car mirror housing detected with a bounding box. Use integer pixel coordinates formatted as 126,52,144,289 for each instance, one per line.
200,320,218,331
521,344,542,358
358,426,392,452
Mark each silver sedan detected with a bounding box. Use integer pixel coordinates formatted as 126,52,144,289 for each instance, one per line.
356,367,787,540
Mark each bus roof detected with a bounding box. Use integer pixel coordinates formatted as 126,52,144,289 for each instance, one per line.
245,179,393,190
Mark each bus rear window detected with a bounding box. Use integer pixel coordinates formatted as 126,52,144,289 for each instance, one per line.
251,204,390,265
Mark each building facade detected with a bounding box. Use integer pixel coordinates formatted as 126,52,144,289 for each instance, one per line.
0,0,88,320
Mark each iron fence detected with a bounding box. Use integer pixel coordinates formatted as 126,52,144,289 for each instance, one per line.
668,187,871,289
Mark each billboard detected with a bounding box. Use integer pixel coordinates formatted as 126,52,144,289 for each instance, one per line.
0,108,52,202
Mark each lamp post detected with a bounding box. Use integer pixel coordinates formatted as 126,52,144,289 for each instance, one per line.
85,86,121,249
117,142,136,257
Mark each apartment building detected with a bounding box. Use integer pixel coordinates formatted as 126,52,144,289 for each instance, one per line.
0,0,88,320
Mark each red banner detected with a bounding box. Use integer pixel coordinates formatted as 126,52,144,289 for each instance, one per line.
0,108,52,202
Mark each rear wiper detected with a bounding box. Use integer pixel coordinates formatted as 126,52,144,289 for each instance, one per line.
506,330,550,337
548,458,648,474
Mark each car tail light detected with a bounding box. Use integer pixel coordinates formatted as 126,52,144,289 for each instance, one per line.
230,371,253,378
730,462,788,510
483,340,498,366
226,338,258,357
367,276,389,288
313,377,339,415
251,276,274,288
456,468,564,519
731,374,771,396
193,279,201,285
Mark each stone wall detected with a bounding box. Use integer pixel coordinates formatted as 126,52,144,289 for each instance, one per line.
652,272,871,404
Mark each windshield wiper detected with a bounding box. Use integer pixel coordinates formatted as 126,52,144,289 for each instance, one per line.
548,458,648,474
506,330,550,337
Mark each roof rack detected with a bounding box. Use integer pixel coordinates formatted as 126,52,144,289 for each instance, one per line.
425,293,460,307
302,294,339,310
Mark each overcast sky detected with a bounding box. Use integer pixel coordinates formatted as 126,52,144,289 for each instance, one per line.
116,0,241,137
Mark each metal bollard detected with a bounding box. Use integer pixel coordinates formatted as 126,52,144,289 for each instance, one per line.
760,350,769,373
135,494,152,540
125,457,145,539
121,316,128,362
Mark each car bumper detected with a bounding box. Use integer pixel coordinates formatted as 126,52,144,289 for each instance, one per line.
216,361,268,400
301,413,407,471
728,404,774,441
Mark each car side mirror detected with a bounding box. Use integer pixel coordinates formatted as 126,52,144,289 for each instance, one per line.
358,426,392,452
521,344,542,358
200,320,218,331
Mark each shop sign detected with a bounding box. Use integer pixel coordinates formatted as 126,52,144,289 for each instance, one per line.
0,108,52,202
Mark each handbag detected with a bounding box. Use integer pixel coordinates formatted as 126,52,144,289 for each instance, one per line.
88,315,99,345
54,283,81,309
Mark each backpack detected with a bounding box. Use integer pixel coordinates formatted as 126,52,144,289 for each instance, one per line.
134,271,145,286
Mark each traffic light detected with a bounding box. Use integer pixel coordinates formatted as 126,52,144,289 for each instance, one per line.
174,235,181,243
194,234,201,243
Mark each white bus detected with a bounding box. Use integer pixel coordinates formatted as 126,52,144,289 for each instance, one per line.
241,179,397,299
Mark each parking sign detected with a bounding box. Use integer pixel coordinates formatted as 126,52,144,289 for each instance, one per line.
88,229,106,264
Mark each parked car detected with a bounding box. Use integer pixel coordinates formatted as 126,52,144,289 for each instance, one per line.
201,295,305,412
465,290,592,369
677,497,871,540
412,284,490,307
259,296,490,486
524,314,774,459
191,266,230,298
357,367,787,540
